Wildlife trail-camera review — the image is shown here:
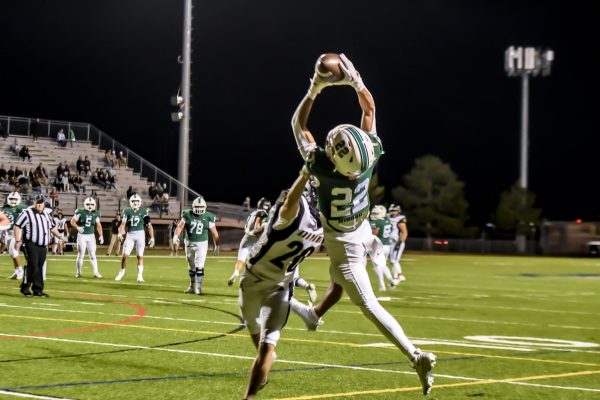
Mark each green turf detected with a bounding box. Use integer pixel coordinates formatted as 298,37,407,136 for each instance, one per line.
0,252,599,399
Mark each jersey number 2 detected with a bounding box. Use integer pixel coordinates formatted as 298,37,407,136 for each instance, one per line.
270,241,315,273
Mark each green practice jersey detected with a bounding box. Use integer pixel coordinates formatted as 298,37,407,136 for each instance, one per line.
73,208,101,234
181,209,216,242
308,134,383,232
1,204,27,234
370,217,394,245
122,207,150,232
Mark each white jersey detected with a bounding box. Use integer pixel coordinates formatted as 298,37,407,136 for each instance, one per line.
245,196,323,286
53,216,68,232
243,209,269,237
388,213,407,243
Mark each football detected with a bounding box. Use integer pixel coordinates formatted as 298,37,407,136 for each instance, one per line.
316,53,343,81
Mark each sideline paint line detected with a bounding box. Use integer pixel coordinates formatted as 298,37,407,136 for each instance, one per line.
274,369,600,399
0,390,74,399
2,312,598,368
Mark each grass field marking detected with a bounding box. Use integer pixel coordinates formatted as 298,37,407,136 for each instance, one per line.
0,389,75,399
465,335,598,348
274,369,600,399
432,349,600,367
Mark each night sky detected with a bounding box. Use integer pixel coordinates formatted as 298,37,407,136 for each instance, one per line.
2,1,598,227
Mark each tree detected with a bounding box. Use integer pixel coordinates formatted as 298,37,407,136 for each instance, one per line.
368,173,385,205
494,183,542,237
391,155,474,245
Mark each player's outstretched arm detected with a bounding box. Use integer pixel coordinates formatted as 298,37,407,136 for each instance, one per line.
279,166,310,222
339,54,376,134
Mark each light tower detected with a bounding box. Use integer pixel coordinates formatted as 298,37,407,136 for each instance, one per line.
505,46,554,253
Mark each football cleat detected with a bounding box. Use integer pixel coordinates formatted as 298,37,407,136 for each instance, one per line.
195,285,202,295
8,271,17,280
412,350,437,395
16,267,24,280
94,272,103,278
115,269,126,281
184,285,195,294
295,303,322,331
306,283,318,303
137,274,144,283
75,271,81,278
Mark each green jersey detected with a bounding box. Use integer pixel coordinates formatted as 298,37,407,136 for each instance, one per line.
73,208,101,234
308,134,383,232
370,217,394,245
1,204,27,234
181,209,216,242
122,207,150,232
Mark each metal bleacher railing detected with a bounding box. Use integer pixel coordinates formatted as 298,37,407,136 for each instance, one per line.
0,115,249,225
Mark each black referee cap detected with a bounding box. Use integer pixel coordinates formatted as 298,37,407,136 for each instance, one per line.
33,194,45,204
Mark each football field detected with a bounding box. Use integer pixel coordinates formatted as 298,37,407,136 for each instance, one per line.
0,252,599,399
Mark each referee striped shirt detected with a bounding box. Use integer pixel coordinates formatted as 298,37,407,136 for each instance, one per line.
15,207,55,246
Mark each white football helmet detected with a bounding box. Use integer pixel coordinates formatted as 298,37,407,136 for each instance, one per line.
84,197,96,212
129,194,142,211
192,196,206,215
257,197,271,212
325,124,376,179
7,192,21,207
388,204,401,216
370,205,387,220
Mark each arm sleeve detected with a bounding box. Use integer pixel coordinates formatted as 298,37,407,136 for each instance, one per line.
14,211,28,228
291,107,317,161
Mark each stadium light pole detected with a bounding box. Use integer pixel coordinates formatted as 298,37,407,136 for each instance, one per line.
505,46,554,253
176,0,193,205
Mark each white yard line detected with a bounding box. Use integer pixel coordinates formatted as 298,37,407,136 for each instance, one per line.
1,333,598,394
0,390,74,400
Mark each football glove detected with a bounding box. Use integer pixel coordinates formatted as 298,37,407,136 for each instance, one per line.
77,226,85,234
148,237,155,248
213,244,220,256
118,233,124,242
227,270,239,287
172,235,180,247
339,53,365,92
98,236,104,245
307,70,334,99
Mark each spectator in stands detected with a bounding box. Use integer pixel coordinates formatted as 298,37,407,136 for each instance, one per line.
7,166,16,184
76,156,84,175
62,161,70,176
242,196,251,211
54,174,64,192
90,189,99,208
160,191,170,215
19,145,32,162
0,164,7,183
57,129,67,147
83,156,91,176
17,173,30,192
151,193,162,213
61,173,70,192
10,138,21,156
56,162,64,178
117,151,127,168
34,163,48,185
92,169,107,189
48,187,59,207
127,186,135,199
153,181,164,197
104,149,115,167
14,166,24,180
71,174,83,193
31,176,42,194
69,129,76,147
31,118,40,142
106,171,116,190
148,181,156,198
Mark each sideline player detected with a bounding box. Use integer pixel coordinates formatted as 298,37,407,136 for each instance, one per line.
70,198,103,278
168,218,180,256
115,194,154,283
172,196,219,295
231,198,271,280
369,205,398,291
388,204,408,282
52,210,68,255
240,168,324,399
291,53,436,395
2,192,27,280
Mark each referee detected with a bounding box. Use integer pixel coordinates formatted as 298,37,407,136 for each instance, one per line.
13,194,64,297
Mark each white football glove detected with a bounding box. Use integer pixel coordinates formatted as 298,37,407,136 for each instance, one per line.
227,270,239,287
172,235,180,247
339,53,365,92
118,233,124,242
77,226,85,234
148,237,155,248
307,64,336,99
213,244,220,256
98,236,104,245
